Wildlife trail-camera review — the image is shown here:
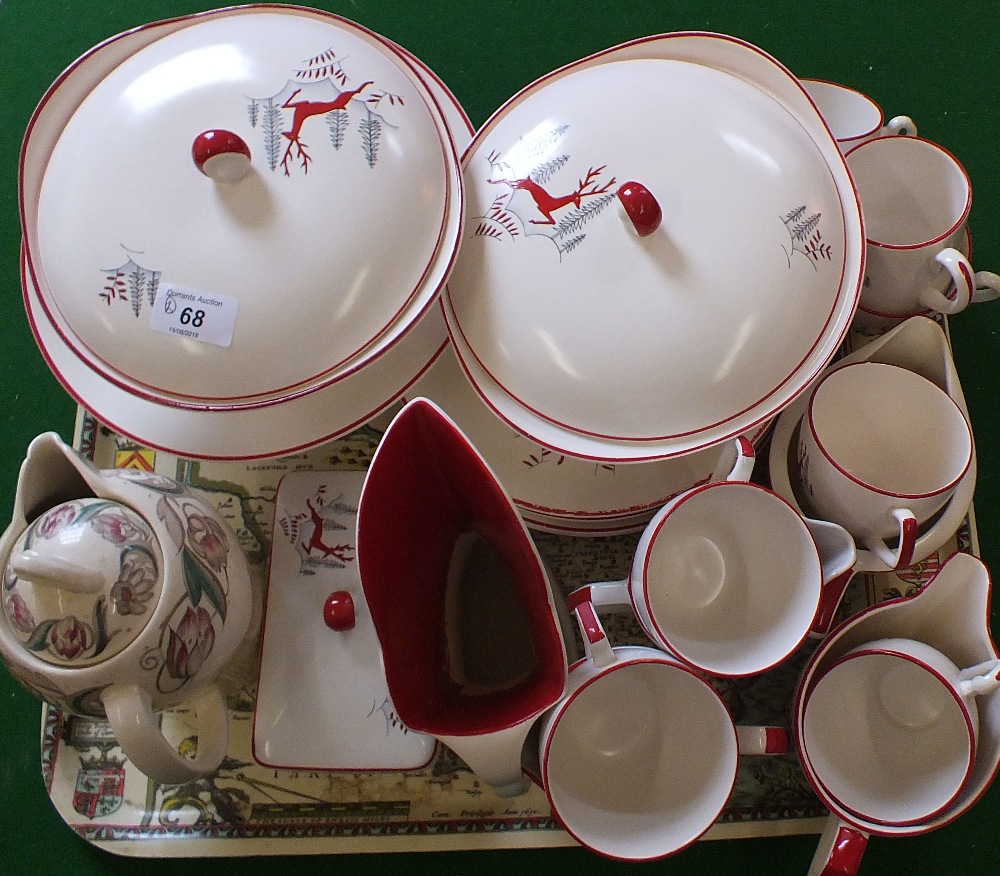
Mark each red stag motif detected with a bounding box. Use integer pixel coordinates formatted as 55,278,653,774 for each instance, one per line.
279,81,374,174
488,165,617,225
302,499,354,563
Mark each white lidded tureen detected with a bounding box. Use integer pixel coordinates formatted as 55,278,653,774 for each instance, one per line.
20,4,465,457
445,33,865,461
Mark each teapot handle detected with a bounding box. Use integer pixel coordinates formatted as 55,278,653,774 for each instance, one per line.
102,682,229,784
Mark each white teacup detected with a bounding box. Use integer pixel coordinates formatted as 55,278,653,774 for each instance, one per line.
798,361,973,569
537,597,788,861
802,78,915,154
846,135,1000,317
801,637,1000,829
575,480,856,677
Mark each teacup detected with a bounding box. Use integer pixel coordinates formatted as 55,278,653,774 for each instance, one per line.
802,78,915,154
797,361,973,569
574,480,856,677
846,135,1000,317
794,552,1000,876
537,596,788,861
801,637,999,828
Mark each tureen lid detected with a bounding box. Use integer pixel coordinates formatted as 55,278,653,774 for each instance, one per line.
445,35,863,460
2,498,164,666
26,7,460,404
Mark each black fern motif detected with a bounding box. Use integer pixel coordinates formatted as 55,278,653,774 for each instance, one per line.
558,234,586,255
327,108,349,150
359,108,381,168
147,272,160,308
262,98,283,172
554,191,618,238
783,205,807,225
530,155,570,185
522,124,570,160
247,98,260,128
789,214,821,243
128,267,144,317
781,205,830,268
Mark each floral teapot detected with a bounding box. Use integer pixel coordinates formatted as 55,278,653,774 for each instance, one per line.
0,432,252,784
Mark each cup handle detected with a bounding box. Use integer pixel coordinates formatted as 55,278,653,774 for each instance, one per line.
102,682,229,784
710,435,756,483
567,580,631,611
861,508,918,570
972,269,1000,304
807,815,870,876
919,248,975,315
882,114,916,137
958,658,1000,697
566,592,616,668
735,725,790,755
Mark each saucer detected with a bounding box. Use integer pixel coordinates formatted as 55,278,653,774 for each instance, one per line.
768,316,976,573
253,471,436,771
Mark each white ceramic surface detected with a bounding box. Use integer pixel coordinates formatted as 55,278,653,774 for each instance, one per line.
253,471,436,771
802,78,916,153
404,331,760,530
768,316,977,573
26,6,462,406
445,33,863,461
441,280,772,464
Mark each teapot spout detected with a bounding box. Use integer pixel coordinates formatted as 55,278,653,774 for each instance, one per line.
10,432,99,526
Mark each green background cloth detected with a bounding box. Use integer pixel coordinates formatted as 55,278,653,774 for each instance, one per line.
1,1,998,873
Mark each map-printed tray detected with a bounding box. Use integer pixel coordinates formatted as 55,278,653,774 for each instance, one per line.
40,328,979,857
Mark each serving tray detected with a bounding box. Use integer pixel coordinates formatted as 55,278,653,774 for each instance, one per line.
39,325,978,857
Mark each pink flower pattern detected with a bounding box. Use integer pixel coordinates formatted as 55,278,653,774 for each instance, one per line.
186,513,229,572
90,507,145,545
110,548,158,616
5,592,36,634
165,606,216,680
37,504,78,538
48,615,94,660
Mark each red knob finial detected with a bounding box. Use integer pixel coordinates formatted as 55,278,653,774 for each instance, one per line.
192,130,252,183
617,181,662,237
323,590,356,631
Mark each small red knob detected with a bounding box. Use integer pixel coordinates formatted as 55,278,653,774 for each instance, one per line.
323,590,356,631
617,181,662,237
192,129,252,183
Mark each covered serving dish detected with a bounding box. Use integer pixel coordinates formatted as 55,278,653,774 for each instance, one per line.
444,33,864,461
20,4,466,457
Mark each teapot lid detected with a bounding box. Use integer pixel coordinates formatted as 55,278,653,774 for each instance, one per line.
2,498,164,666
